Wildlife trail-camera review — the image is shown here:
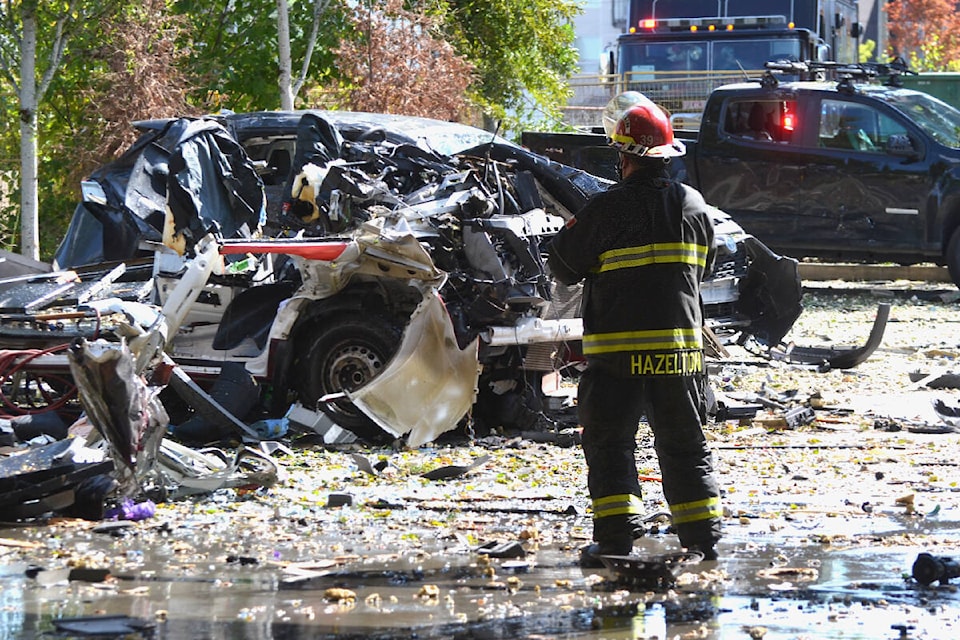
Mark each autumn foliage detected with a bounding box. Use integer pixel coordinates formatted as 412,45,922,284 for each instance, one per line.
313,0,474,120
72,1,201,171
886,0,960,70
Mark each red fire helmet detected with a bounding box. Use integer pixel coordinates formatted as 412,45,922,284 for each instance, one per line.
609,103,685,158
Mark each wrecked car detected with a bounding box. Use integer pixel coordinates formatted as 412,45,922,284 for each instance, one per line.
0,110,803,444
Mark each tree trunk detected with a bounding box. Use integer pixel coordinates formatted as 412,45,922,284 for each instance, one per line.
19,6,40,261
276,0,295,110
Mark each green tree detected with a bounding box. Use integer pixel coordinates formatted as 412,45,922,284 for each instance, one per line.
437,0,582,134
277,0,336,109
0,1,197,261
0,0,103,259
902,34,960,72
174,0,582,132
50,2,197,177
35,1,200,259
172,0,349,112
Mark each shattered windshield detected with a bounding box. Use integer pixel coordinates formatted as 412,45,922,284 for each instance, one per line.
881,90,960,149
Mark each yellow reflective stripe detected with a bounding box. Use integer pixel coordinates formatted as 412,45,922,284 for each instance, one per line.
598,242,708,272
583,328,702,354
592,493,644,518
610,133,649,155
670,496,722,525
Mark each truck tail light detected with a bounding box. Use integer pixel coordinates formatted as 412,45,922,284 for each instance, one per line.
783,113,796,131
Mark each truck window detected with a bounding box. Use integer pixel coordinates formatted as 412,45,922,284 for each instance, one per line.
818,100,908,153
722,100,797,143
882,91,960,150
623,43,708,75
621,39,801,75
711,40,801,72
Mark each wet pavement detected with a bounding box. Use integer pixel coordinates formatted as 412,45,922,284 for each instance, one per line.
2,285,960,639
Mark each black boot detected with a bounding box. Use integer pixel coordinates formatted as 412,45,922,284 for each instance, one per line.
687,541,719,561
581,515,636,567
579,535,633,568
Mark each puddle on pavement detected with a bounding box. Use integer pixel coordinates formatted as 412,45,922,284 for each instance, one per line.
4,515,960,640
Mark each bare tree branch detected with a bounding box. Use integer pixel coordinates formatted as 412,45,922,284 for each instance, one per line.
36,0,77,101
292,0,331,97
69,0,199,171
212,0,234,52
320,0,473,119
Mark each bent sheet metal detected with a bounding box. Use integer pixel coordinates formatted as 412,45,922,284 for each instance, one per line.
350,289,480,448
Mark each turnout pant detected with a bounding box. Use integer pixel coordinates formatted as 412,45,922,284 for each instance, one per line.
578,365,722,549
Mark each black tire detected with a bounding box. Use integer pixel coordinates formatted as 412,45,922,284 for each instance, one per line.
948,226,960,289
299,315,401,443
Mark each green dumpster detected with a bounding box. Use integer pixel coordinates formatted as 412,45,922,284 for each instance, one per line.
901,73,960,110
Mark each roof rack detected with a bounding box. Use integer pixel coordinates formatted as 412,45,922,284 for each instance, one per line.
757,58,916,92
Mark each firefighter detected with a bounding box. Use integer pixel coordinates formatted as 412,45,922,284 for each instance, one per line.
547,99,722,566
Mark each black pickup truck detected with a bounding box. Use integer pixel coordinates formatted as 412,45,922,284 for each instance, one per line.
523,63,960,287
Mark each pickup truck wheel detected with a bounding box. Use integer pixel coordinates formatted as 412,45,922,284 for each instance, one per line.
948,228,960,289
944,227,960,287
300,316,401,443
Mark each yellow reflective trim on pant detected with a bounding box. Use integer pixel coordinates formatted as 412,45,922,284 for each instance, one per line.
670,496,722,525
583,327,702,354
598,242,708,272
592,493,644,519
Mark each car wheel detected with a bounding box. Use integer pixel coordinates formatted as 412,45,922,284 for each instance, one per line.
948,227,960,289
300,315,401,443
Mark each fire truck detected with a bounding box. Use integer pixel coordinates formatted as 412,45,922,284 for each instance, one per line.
606,0,862,115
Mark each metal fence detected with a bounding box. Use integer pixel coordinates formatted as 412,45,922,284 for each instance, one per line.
561,70,763,129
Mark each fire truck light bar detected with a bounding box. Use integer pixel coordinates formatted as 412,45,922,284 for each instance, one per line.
639,15,788,31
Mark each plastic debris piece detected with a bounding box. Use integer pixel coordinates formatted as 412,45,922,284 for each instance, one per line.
52,615,154,636
475,540,526,559
326,493,354,508
93,520,136,535
350,453,380,476
68,568,111,583
250,418,289,439
105,498,156,521
285,403,357,444
421,454,491,480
